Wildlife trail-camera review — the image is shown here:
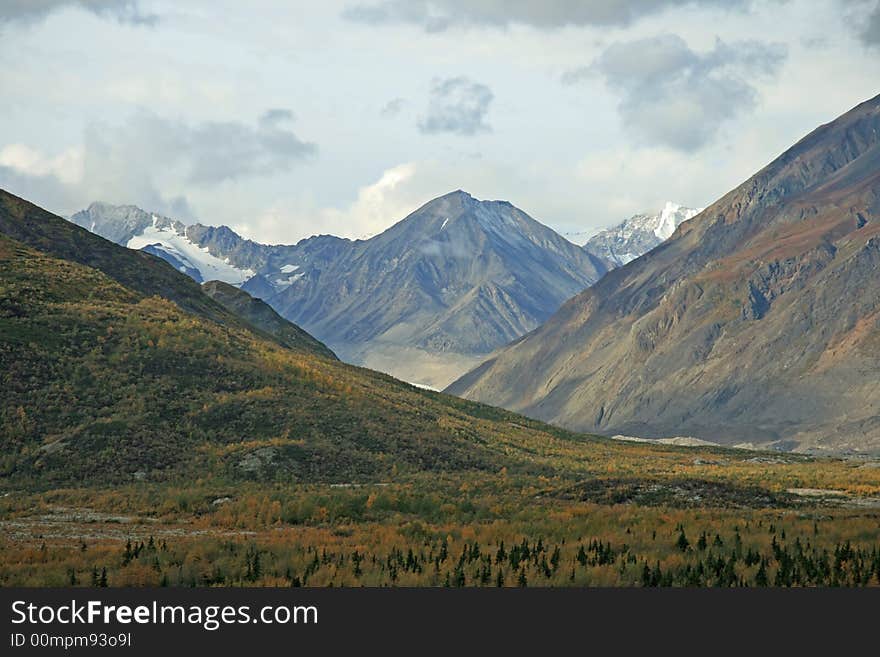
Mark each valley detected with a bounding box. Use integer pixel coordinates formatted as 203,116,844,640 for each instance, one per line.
3,95,880,588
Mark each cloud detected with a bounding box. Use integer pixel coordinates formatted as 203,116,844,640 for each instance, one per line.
0,144,84,185
575,34,787,151
229,163,419,243
0,0,156,25
418,77,493,136
860,1,880,47
838,1,880,48
380,97,406,117
260,108,296,125
343,0,749,32
325,163,421,239
0,110,316,220
84,110,316,188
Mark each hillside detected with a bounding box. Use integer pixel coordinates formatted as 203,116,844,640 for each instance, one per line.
448,95,880,454
5,190,880,591
202,280,337,359
2,191,239,326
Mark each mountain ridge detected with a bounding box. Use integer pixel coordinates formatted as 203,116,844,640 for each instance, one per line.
259,190,610,387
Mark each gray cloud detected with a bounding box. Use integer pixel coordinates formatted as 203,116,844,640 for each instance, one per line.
418,77,493,136
575,34,787,151
86,110,317,186
260,108,296,125
839,0,880,48
0,0,156,25
380,97,406,117
0,110,315,219
863,1,880,46
0,165,80,211
343,0,749,31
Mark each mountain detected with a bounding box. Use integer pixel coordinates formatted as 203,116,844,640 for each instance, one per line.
448,94,880,455
256,190,610,388
1,187,606,487
72,191,609,389
201,280,337,360
581,202,703,266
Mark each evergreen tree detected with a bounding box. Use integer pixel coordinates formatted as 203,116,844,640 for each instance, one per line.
697,532,708,551
676,529,690,552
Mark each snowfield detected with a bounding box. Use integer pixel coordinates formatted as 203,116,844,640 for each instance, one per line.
127,215,254,285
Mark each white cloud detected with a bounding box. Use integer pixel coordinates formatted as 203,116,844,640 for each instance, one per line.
233,163,422,243
0,144,84,185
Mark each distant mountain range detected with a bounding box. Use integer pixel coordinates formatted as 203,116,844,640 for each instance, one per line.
448,94,880,455
71,191,617,388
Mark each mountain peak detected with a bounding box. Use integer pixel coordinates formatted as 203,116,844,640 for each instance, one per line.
580,202,702,265
442,189,474,200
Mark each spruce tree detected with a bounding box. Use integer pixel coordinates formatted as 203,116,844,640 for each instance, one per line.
676,529,690,552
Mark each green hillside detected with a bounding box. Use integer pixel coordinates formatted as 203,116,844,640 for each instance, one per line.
202,280,337,360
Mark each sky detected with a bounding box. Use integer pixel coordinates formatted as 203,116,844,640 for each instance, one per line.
0,0,878,244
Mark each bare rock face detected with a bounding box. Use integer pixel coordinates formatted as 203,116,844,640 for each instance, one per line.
448,94,880,454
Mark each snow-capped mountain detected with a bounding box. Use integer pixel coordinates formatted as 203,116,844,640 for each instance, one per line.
70,203,257,285
582,202,703,266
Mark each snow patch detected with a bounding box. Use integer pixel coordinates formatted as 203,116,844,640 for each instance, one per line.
654,202,702,240
127,221,254,285
272,272,305,290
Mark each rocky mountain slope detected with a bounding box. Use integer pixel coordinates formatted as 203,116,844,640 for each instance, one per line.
581,202,703,266
448,94,880,455
257,190,609,388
